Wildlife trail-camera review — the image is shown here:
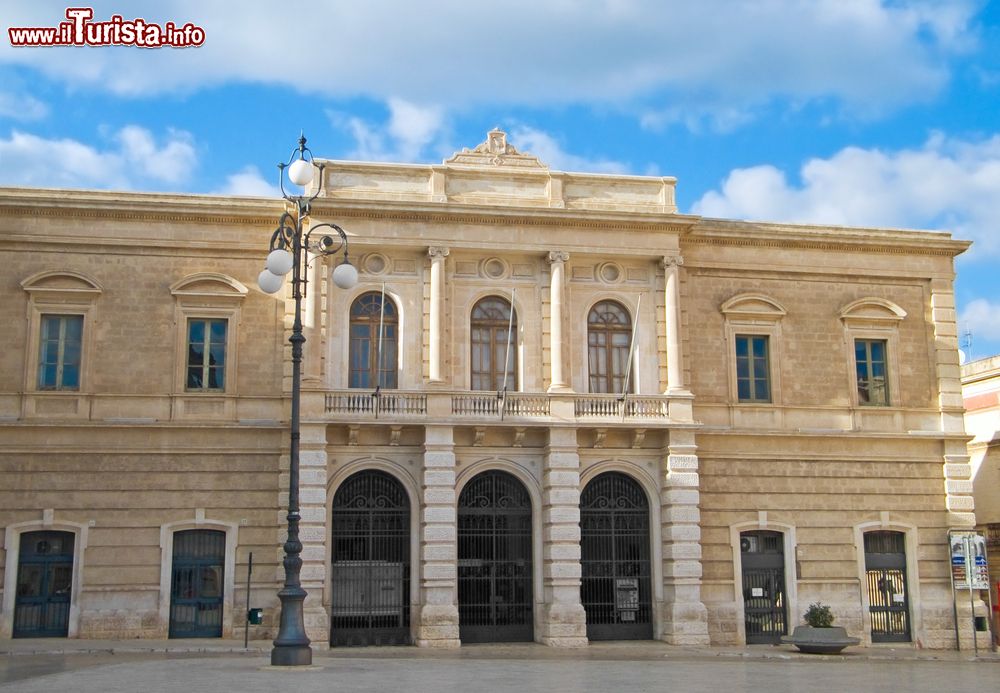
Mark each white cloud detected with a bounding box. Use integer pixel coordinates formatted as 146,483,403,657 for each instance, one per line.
959,299,1000,350
214,165,277,197
328,99,447,162
117,126,195,184
0,91,47,120
692,132,1000,257
0,126,197,190
508,126,629,174
0,1,981,124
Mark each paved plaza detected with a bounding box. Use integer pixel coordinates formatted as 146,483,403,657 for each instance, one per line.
1,641,997,693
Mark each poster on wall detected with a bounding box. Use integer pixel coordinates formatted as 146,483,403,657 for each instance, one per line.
950,532,989,590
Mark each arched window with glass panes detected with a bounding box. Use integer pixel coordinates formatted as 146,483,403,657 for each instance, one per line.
349,292,398,389
470,296,517,391
587,300,632,394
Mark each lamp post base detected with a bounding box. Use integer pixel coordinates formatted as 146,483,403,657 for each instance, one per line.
271,583,312,666
271,644,313,667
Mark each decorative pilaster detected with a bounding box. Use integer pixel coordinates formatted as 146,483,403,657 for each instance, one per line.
292,421,330,644
547,251,570,392
930,279,976,527
539,427,588,646
659,429,710,644
660,256,685,394
428,247,449,384
415,425,460,646
302,258,323,384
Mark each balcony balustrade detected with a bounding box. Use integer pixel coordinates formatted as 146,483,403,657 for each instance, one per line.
321,389,686,426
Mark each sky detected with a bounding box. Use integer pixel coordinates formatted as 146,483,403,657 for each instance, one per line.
2,0,999,360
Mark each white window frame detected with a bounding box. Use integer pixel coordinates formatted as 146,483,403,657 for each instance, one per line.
170,274,247,396
839,298,905,408
21,271,102,396
721,294,786,406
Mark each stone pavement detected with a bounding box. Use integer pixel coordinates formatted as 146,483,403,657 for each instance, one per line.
1,639,998,693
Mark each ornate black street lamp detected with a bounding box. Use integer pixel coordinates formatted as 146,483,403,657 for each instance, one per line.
258,135,358,666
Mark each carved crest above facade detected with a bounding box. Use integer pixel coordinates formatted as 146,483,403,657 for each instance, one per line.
444,128,548,169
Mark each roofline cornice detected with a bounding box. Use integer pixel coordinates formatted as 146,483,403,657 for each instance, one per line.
688,218,971,257
0,187,283,226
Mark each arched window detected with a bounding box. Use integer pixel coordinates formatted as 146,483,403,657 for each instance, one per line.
349,292,398,389
588,300,632,394
470,296,517,392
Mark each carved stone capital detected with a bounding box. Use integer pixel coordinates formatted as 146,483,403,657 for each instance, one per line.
660,255,685,269
547,250,569,265
428,247,450,260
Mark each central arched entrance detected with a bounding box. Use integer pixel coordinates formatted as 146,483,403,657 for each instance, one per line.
457,470,533,643
330,470,411,646
580,471,653,640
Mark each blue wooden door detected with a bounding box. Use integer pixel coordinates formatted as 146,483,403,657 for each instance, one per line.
14,531,74,638
169,530,225,638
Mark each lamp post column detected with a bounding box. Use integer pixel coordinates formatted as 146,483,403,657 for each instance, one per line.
271,208,312,667
258,135,359,667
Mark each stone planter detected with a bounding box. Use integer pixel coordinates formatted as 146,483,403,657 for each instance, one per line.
780,625,861,654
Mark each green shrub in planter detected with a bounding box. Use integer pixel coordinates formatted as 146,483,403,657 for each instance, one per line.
803,602,835,628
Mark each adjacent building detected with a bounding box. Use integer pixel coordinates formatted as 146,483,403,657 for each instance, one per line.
963,355,1000,619
0,130,979,648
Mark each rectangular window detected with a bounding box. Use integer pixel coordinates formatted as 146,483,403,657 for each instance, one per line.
37,315,83,390
735,334,771,403
186,319,227,391
855,338,889,406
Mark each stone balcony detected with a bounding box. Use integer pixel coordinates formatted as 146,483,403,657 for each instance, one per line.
320,389,696,428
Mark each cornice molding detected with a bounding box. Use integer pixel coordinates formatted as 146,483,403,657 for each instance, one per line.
687,219,970,257
0,188,282,226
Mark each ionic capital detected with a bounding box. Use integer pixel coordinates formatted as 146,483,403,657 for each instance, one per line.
428,247,450,260
548,250,569,265
660,255,685,269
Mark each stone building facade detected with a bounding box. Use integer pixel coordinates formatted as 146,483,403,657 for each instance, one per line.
963,355,1000,618
0,131,978,648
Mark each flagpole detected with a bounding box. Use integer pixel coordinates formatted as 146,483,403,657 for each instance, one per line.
620,293,641,418
500,288,515,419
374,282,385,418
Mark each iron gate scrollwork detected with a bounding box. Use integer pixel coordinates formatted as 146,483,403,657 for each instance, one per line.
14,531,74,638
580,472,653,640
740,530,786,644
331,470,411,646
458,470,533,643
170,529,225,638
864,531,910,642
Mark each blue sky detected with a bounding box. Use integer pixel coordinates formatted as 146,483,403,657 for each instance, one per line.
2,1,999,359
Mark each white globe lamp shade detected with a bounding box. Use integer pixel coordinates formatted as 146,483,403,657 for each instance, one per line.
265,248,294,276
332,261,358,290
287,159,315,187
258,269,285,294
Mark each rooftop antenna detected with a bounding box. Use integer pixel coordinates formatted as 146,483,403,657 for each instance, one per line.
960,326,973,365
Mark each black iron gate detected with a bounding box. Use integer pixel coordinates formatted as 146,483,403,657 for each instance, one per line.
865,531,910,642
580,472,653,640
169,529,225,638
458,470,533,643
741,530,786,644
331,470,411,646
14,531,74,638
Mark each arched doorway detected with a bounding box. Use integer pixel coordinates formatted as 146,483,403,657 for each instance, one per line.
457,470,533,643
740,530,787,644
330,470,411,646
14,531,75,638
580,472,653,640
